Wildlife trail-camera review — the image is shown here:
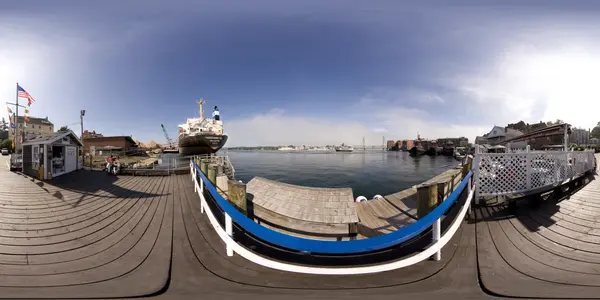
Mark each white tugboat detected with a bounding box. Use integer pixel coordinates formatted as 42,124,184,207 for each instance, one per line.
335,143,354,152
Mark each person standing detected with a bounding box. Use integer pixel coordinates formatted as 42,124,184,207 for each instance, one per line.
212,106,220,121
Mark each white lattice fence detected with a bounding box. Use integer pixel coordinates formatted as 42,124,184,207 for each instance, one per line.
475,151,595,197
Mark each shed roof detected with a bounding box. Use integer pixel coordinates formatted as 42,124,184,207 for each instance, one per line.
21,130,83,147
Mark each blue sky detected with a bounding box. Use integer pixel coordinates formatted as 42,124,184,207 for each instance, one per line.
2,1,600,146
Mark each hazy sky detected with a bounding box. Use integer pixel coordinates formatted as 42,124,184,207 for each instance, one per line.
2,0,600,146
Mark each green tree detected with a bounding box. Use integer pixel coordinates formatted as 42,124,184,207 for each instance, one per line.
58,126,70,132
546,119,565,126
0,117,7,131
0,139,13,150
591,122,600,139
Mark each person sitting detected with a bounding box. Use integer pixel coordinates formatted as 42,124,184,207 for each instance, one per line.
212,105,220,121
107,155,115,172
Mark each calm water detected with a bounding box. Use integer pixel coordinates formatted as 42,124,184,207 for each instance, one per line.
222,150,459,199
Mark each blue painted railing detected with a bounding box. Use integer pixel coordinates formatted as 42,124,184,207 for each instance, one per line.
194,161,473,254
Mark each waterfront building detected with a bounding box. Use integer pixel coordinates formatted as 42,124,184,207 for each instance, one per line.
569,127,590,145
8,116,54,150
437,137,469,147
83,130,104,138
475,126,523,146
83,136,138,155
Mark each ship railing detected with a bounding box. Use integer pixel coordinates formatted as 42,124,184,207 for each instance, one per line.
189,157,475,275
193,154,236,180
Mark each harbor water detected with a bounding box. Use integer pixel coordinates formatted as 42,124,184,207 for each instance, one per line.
159,150,458,198
185,150,458,199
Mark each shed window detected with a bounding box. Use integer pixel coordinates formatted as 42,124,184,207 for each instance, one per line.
32,145,40,163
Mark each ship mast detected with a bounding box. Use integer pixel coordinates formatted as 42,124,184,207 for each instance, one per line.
197,98,205,119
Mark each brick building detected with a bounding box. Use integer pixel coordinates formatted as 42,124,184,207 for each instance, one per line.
83,136,138,155
386,140,396,150
82,130,104,138
8,116,54,151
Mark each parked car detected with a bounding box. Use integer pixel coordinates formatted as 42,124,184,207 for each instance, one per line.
9,154,22,171
1,148,8,156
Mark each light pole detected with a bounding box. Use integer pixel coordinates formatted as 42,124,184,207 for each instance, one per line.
80,110,85,168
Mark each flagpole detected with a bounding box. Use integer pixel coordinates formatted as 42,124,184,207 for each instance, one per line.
15,82,19,153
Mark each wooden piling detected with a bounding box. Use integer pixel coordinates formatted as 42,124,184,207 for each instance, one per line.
462,156,473,179
207,164,217,185
200,160,209,175
228,180,247,215
417,183,438,219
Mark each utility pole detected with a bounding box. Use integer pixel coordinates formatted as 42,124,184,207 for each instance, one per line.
80,110,85,140
6,83,26,153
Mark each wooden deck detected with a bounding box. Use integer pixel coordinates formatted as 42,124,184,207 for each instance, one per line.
2,154,600,299
475,162,600,298
356,168,463,238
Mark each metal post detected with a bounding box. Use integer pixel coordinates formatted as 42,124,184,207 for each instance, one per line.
474,146,481,205
431,218,441,261
80,110,85,169
225,213,233,256
14,83,19,154
564,123,569,151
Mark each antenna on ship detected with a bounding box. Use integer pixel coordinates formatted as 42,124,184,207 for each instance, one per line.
197,98,205,119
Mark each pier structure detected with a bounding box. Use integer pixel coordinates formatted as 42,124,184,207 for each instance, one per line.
0,148,600,299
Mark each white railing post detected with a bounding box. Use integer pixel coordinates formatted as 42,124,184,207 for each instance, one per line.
525,148,532,190
225,213,234,256
473,152,481,205
431,218,441,261
199,175,204,194
193,168,197,192
467,176,472,216
199,176,204,214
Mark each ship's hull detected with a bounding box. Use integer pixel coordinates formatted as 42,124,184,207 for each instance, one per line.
178,134,228,155
335,149,354,152
409,146,426,156
442,147,455,156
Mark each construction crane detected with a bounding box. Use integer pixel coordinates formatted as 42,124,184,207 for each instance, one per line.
161,124,174,148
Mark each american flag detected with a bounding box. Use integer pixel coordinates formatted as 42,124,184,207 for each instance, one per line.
17,84,36,106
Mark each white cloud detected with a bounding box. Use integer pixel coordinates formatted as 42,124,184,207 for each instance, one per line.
225,102,487,147
447,44,600,131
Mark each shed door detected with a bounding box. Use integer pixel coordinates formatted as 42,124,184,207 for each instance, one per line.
65,146,77,173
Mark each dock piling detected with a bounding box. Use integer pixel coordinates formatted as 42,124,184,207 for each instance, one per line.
228,180,248,215
417,183,438,219
201,160,209,175
208,164,217,185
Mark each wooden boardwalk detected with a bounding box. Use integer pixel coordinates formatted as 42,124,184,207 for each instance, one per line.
2,154,600,299
476,164,600,298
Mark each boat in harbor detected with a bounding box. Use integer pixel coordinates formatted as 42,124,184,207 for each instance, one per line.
335,143,354,152
178,99,228,156
442,141,455,156
409,145,426,156
409,133,426,156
